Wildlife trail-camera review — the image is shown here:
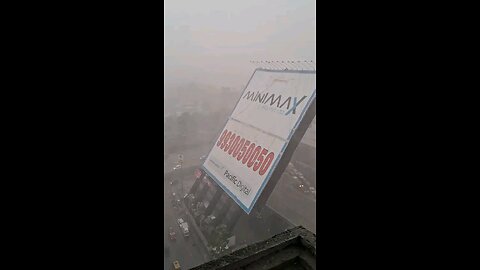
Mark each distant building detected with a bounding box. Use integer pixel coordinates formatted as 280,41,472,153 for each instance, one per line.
191,226,316,270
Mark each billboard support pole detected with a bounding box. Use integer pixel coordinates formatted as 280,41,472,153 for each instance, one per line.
204,186,222,217
190,169,205,195
213,199,233,227
252,97,316,213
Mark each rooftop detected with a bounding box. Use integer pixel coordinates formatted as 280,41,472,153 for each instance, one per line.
191,226,316,270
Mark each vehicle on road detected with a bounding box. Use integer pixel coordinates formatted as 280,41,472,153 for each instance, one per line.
169,227,176,240
172,199,182,208
298,184,309,193
173,164,181,171
177,218,190,237
180,222,190,237
200,155,207,160
203,215,216,226
177,218,184,226
172,260,181,270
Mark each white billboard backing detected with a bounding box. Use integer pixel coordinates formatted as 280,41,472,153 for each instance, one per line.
202,69,316,214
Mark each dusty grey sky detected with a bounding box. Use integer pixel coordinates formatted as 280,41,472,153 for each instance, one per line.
164,0,316,89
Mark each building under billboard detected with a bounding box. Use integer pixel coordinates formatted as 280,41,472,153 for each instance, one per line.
185,173,297,255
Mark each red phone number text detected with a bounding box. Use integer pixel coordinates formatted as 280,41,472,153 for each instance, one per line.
216,129,275,176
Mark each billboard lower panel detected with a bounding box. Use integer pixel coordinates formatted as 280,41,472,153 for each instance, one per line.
203,119,286,213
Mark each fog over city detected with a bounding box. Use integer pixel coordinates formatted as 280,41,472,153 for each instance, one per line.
164,0,316,92
164,1,316,269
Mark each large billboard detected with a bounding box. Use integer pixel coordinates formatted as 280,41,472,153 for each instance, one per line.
202,69,316,213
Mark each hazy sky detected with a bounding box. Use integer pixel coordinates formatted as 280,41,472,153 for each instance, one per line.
164,0,316,89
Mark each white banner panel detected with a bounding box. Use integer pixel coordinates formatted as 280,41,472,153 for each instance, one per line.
203,69,316,213
231,70,316,140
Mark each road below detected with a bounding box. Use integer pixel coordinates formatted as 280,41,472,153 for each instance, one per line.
164,144,212,269
266,173,316,233
164,174,209,269
164,143,212,174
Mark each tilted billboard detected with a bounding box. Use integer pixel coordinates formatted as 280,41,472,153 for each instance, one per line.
202,69,316,214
